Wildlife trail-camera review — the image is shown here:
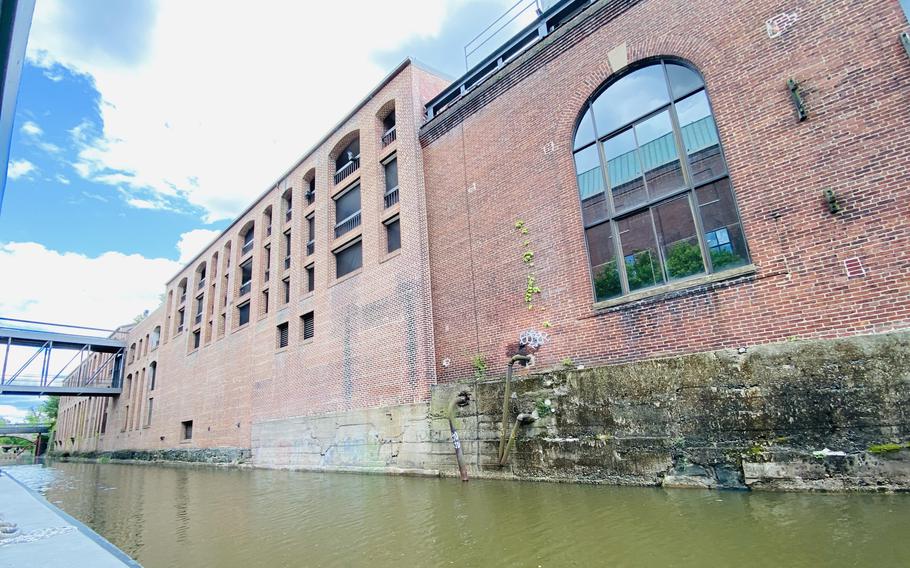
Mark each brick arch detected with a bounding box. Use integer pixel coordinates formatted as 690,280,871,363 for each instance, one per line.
554,37,721,145
376,98,395,123
328,129,360,163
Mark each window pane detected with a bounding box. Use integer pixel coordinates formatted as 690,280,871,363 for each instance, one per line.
240,261,252,282
574,108,596,150
695,178,749,270
653,195,704,281
306,266,315,292
676,90,725,183
384,158,398,192
604,129,645,212
592,64,669,135
335,185,361,222
386,219,401,253
238,303,250,326
618,210,664,291
575,145,606,225
666,63,704,100
585,222,621,301
635,110,685,200
336,241,362,278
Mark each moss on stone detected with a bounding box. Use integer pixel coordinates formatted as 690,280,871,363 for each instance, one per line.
867,442,910,454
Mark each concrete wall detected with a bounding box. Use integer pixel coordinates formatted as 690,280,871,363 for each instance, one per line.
249,332,910,491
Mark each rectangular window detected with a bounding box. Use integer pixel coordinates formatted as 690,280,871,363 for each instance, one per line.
306,264,315,293
282,277,290,305
306,177,316,205
277,322,289,348
306,214,315,256
239,259,253,296
146,398,153,427
383,157,399,208
301,311,314,340
334,184,361,238
283,230,291,270
192,330,201,349
238,301,251,326
262,289,269,315
264,244,271,282
149,365,156,391
182,420,193,440
335,240,362,278
385,218,401,253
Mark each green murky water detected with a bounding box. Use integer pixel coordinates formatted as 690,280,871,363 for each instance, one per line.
6,462,909,567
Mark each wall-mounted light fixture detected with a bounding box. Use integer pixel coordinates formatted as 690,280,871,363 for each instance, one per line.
823,189,841,214
787,78,808,122
901,32,910,59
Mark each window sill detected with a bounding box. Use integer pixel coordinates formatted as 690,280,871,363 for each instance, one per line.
331,268,362,287
275,346,288,353
331,228,362,251
232,322,250,335
378,141,397,162
380,249,401,264
300,291,314,301
300,338,314,346
592,264,757,311
331,172,361,197
381,205,399,223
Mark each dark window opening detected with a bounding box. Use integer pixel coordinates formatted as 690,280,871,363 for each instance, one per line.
306,265,315,293
386,218,401,253
238,302,251,326
383,157,399,208
181,420,193,440
146,398,154,427
277,322,289,349
335,240,362,278
192,330,201,349
334,184,361,238
282,277,290,305
301,312,315,340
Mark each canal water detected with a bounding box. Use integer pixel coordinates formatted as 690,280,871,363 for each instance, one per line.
5,462,909,567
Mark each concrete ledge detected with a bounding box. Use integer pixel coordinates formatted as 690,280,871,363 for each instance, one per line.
0,470,140,567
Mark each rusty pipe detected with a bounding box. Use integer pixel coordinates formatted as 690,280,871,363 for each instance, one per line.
498,354,531,464
447,391,471,481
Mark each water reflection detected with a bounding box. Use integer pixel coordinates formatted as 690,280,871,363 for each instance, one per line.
7,462,909,568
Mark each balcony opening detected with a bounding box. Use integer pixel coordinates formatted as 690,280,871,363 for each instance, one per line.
383,155,399,208
334,184,361,238
332,133,360,185
381,108,396,148
282,188,293,223
263,206,273,236
240,222,255,256
239,259,253,296
305,172,316,205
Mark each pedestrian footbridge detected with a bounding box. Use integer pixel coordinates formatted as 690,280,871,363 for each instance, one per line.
0,318,125,397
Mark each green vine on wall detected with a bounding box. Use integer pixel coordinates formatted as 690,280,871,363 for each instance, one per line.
515,220,542,311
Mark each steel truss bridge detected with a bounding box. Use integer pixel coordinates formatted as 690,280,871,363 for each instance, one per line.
0,317,125,396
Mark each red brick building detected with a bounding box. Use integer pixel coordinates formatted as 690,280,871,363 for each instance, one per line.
55,0,910,482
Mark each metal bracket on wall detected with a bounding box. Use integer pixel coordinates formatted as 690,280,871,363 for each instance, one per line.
787,79,808,122
901,32,910,59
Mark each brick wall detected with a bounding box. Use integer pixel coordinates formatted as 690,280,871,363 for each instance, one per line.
422,0,910,382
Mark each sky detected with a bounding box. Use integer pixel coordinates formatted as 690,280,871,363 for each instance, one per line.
0,0,537,420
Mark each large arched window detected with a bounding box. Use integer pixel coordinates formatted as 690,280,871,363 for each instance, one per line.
574,59,749,301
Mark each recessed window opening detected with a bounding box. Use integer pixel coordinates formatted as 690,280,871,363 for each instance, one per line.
192,330,201,349
241,224,255,255
383,156,399,209
334,239,362,278
301,311,314,340
306,264,315,293
334,184,361,238
385,217,401,253
282,277,290,305
277,322,289,349
305,174,316,205
573,59,749,302
334,136,360,184
306,214,315,255
239,259,253,296
283,188,293,222
237,301,251,327
181,420,193,440
381,109,396,147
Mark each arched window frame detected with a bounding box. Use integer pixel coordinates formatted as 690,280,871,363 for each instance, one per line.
573,57,750,302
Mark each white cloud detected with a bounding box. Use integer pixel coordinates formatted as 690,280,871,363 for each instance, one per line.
27,0,465,222
56,174,71,185
176,229,221,264
0,242,180,329
0,404,29,422
21,121,43,137
8,159,36,179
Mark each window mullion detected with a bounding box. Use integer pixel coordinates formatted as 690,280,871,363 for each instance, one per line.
687,191,714,274
610,220,630,295
647,206,669,284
